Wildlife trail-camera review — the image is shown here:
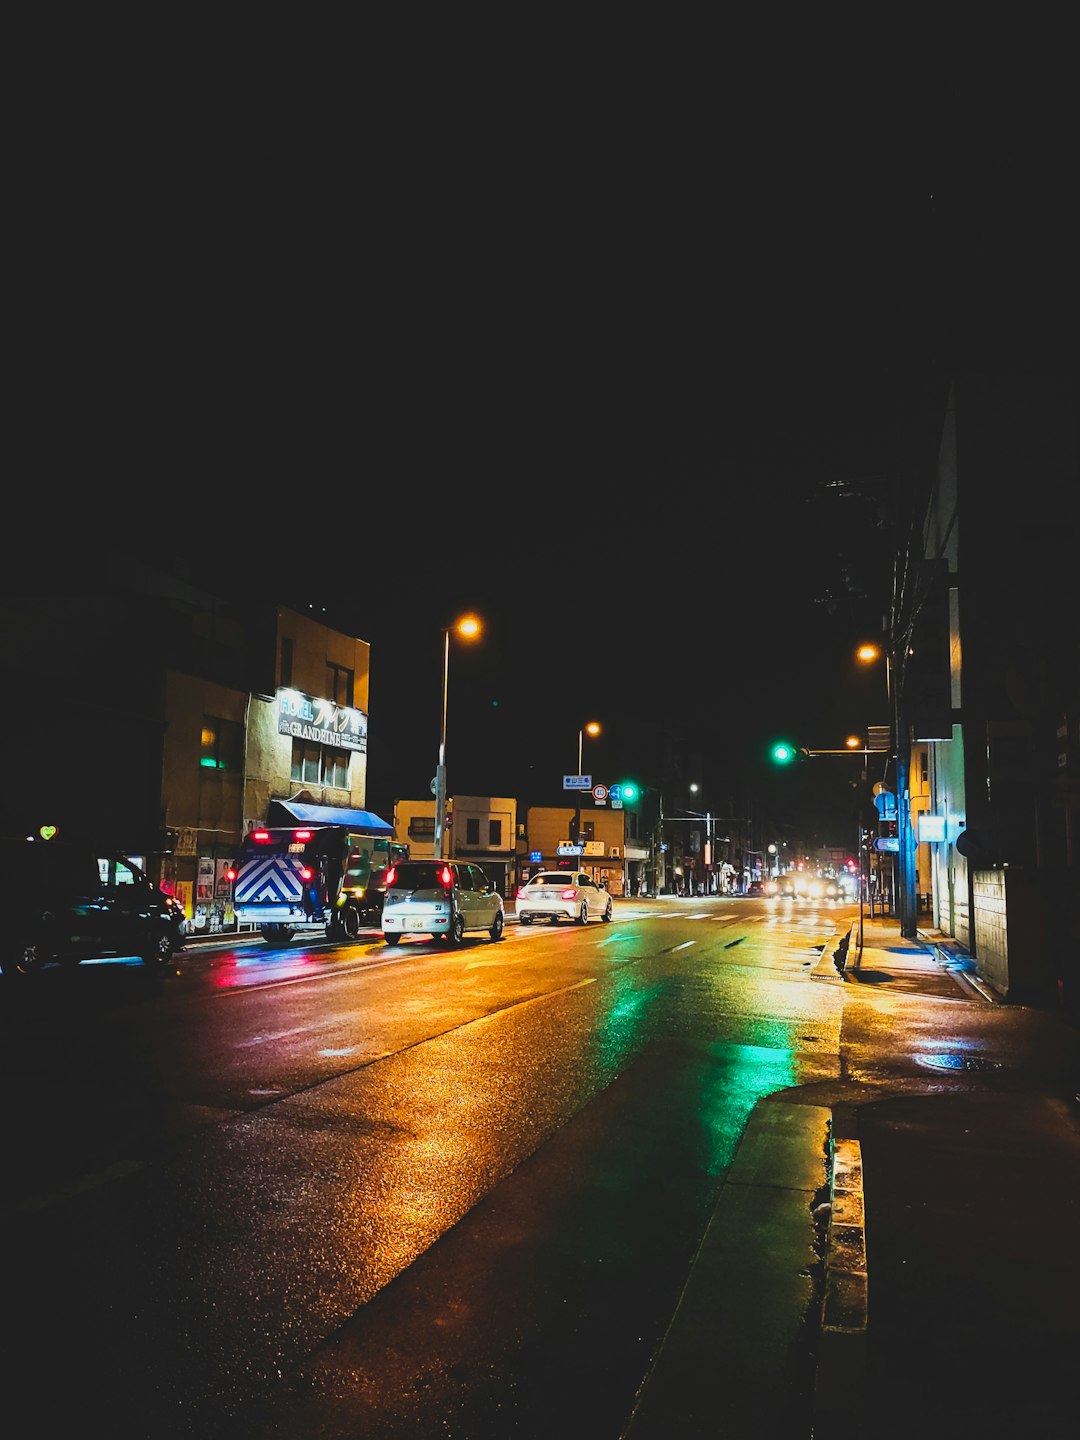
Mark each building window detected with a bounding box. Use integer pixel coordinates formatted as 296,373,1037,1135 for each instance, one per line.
466,817,480,845
292,741,321,786
281,636,293,687
200,716,243,771
290,739,349,788
326,662,354,708
409,816,436,840
488,819,502,846
324,748,349,788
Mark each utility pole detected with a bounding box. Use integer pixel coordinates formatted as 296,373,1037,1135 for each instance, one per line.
894,666,919,939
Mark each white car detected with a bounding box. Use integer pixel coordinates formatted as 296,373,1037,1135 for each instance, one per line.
381,860,505,945
515,871,613,926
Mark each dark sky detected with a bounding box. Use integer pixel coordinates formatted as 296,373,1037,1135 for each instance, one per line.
20,42,1075,845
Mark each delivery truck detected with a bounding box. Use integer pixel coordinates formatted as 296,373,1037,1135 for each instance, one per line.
230,801,406,944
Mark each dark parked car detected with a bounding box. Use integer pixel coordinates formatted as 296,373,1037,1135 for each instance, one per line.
0,837,185,978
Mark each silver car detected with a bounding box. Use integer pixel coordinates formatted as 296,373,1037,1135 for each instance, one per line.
381,860,505,945
515,870,614,925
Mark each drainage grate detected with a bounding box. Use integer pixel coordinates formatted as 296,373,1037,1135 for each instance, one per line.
916,1053,1004,1071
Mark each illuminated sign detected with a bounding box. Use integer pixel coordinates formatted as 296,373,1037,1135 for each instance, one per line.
918,814,946,842
276,688,368,751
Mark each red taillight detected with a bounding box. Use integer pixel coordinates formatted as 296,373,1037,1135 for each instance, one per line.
294,829,313,842
440,865,454,888
252,829,271,843
561,887,577,900
225,864,237,883
299,866,314,881
385,866,398,887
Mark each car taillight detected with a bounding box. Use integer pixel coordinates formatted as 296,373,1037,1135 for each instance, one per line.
251,830,271,843
294,829,313,842
225,864,237,882
299,866,314,881
561,887,577,900
385,866,398,887
440,865,454,888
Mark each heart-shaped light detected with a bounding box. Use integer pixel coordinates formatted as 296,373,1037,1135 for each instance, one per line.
39,824,57,841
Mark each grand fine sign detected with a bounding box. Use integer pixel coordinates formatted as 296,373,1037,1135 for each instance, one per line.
276,688,368,752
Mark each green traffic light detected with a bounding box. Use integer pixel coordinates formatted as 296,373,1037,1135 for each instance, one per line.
770,742,797,764
615,781,640,803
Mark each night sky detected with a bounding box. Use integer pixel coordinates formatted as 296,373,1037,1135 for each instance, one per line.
17,41,1074,847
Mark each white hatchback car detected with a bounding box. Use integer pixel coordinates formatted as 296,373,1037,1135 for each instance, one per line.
515,871,613,926
382,860,504,945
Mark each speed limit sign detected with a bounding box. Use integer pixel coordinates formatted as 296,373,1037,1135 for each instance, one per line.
593,784,608,801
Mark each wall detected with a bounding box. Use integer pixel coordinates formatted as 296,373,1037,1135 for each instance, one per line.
395,799,437,859
928,722,972,949
971,868,1052,1003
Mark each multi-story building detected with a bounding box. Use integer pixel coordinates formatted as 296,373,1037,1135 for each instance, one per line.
394,798,654,898
394,796,518,898
897,372,1078,1011
1,559,389,935
520,806,627,894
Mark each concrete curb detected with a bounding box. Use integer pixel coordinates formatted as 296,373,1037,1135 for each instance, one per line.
623,1101,832,1438
813,1133,868,1434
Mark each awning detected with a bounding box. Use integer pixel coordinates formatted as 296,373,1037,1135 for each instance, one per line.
266,799,394,836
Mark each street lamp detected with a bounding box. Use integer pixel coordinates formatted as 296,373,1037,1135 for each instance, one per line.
689,783,715,893
573,721,601,850
856,638,917,939
434,613,482,861
577,721,601,775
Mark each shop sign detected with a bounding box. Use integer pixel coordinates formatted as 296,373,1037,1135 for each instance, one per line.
276,688,367,751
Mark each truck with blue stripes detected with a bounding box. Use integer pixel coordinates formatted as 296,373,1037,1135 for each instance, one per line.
229,801,407,945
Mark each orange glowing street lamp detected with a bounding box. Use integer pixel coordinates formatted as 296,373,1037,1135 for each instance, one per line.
577,720,601,774
434,613,483,860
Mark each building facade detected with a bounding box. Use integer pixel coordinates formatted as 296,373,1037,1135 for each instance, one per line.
907,373,1078,1010
394,796,519,898
0,558,389,936
162,602,378,933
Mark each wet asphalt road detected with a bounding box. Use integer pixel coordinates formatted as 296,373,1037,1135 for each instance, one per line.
0,898,945,1438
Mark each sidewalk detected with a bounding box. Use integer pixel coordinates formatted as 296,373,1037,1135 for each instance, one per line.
628,910,1080,1438
818,914,1080,1439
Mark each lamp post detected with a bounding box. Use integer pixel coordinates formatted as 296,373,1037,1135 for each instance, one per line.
577,721,601,776
434,614,482,862
689,782,714,893
857,640,917,938
573,721,601,855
